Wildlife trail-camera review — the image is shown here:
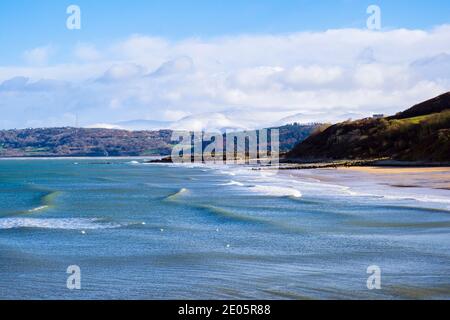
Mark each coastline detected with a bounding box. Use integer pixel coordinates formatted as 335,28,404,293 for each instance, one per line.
0,156,163,161
279,159,450,169
338,166,450,191
2,155,449,193
280,165,450,200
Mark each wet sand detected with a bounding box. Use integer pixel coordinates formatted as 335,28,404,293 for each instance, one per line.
338,167,450,190
282,166,450,192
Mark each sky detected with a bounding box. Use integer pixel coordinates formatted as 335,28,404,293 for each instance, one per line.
0,0,450,130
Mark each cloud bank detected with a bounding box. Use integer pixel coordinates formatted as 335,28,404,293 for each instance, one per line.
1,26,450,130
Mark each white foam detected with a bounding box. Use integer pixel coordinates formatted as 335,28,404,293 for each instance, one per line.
383,194,450,205
27,205,49,213
184,163,450,206
0,218,122,230
220,170,236,176
248,185,302,198
220,180,245,187
166,188,189,201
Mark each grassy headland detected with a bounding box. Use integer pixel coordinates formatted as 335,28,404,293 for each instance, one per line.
286,92,450,164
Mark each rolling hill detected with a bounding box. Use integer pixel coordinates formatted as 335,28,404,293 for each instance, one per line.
287,92,450,162
0,128,174,157
0,124,317,158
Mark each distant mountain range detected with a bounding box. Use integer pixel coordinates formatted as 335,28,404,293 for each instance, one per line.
287,92,450,162
90,112,318,133
0,124,317,158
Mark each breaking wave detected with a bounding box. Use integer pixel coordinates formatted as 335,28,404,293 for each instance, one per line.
24,190,61,214
0,218,123,230
248,185,302,198
27,205,49,213
220,180,245,187
165,188,189,201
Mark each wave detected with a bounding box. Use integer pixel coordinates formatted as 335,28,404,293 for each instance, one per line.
340,187,450,206
248,185,302,198
212,166,305,198
165,188,189,201
25,190,61,214
376,204,450,214
382,194,450,205
41,190,60,206
350,220,450,229
166,162,449,207
0,218,122,230
196,204,306,234
219,170,236,176
220,180,245,187
198,204,266,224
27,205,49,213
386,284,450,300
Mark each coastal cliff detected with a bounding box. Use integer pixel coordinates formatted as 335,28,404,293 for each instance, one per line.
287,92,450,162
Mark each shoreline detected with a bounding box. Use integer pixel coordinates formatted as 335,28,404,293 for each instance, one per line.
337,166,450,191
279,159,450,170
280,165,450,194
0,156,163,161
1,155,449,169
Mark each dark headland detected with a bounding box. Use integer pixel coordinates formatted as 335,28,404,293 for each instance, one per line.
284,92,450,166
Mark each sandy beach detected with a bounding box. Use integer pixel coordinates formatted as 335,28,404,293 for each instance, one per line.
282,166,450,192
338,166,450,190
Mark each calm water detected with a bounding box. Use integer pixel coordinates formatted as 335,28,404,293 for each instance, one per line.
0,159,449,300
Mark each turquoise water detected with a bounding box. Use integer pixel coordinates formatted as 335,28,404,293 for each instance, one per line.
0,159,449,299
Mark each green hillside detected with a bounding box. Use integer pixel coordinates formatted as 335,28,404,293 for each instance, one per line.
0,124,317,158
287,93,450,162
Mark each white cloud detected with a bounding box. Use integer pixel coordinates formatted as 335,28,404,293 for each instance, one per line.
74,44,101,61
279,66,344,87
22,46,54,66
170,112,246,132
112,35,169,64
87,123,124,130
2,26,450,130
150,56,194,77
99,63,147,82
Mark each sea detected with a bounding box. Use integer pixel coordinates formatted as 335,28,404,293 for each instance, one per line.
0,158,449,299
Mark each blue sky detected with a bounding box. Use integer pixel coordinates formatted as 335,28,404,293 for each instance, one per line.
1,0,450,64
0,1,449,129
